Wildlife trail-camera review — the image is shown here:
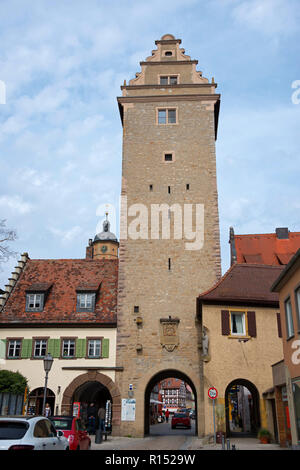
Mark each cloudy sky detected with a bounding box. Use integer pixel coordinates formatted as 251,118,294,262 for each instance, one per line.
0,0,299,287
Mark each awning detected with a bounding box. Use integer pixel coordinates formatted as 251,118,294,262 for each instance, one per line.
150,399,163,404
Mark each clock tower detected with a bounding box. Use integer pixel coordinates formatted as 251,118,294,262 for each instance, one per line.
86,213,119,260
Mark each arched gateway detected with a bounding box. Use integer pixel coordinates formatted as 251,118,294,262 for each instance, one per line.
144,369,198,436
62,371,121,429
115,34,221,437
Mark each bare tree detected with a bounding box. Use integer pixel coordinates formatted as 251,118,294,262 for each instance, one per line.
0,219,17,266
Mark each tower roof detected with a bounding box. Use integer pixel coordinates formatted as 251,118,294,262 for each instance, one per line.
94,214,118,243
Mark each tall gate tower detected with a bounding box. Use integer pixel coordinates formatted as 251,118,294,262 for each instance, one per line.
115,34,221,437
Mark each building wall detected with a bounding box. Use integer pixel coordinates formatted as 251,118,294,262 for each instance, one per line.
202,304,283,434
277,270,300,379
0,327,117,414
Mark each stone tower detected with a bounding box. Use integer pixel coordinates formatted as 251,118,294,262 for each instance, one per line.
115,34,221,437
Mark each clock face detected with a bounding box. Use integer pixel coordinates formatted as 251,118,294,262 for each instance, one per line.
101,245,108,253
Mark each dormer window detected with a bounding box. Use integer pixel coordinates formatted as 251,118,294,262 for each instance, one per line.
76,292,96,312
26,293,44,312
165,51,173,56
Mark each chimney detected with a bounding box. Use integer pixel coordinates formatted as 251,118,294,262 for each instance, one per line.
276,227,289,239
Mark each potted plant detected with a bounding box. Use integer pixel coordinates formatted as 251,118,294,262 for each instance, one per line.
257,428,271,444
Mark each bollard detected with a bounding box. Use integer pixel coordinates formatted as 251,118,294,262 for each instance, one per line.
95,429,103,444
221,435,225,450
231,444,236,450
226,438,230,450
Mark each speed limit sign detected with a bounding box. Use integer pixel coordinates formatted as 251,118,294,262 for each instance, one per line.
208,387,218,400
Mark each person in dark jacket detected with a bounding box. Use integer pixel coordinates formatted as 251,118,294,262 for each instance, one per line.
87,403,96,434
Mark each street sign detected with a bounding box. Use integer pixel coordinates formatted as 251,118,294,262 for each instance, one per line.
208,387,218,400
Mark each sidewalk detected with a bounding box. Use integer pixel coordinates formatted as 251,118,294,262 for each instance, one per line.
90,434,285,451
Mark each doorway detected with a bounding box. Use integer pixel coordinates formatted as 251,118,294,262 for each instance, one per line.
225,379,260,437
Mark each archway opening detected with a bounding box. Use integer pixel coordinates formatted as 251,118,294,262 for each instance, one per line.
72,381,112,434
27,387,55,416
225,379,261,437
144,369,197,436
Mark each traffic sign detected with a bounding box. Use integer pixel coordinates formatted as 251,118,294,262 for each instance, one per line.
208,387,218,400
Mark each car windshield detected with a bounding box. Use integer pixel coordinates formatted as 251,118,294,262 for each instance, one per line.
0,421,29,439
51,418,73,430
174,413,187,418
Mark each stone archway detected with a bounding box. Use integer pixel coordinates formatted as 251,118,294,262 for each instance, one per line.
225,378,261,437
61,371,121,430
144,369,198,436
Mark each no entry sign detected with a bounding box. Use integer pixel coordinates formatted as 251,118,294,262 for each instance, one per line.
208,387,218,400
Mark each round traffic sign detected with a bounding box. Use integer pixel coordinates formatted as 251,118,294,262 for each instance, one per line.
208,387,218,399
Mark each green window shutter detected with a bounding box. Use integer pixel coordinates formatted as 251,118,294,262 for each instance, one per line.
76,339,86,358
48,339,61,358
102,339,109,358
0,339,6,359
21,339,32,358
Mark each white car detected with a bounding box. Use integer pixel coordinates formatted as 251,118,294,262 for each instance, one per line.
0,416,69,450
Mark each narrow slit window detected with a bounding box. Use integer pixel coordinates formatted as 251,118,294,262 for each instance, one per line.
168,186,171,194
168,258,171,270
149,184,153,191
186,184,190,190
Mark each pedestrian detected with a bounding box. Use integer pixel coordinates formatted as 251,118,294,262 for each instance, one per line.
98,405,106,433
87,402,96,435
44,403,51,418
165,409,170,423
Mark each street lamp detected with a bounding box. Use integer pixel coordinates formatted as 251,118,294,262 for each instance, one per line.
42,353,53,416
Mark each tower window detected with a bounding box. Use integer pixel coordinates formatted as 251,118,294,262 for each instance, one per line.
186,184,190,190
168,186,171,194
165,51,173,56
168,258,171,270
164,153,173,162
159,75,178,85
157,108,177,125
149,184,153,191
134,306,139,313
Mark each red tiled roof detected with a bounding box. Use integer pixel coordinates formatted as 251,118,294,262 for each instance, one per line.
0,258,118,325
233,231,300,266
198,263,284,305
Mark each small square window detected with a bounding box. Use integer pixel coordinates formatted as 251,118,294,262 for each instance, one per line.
169,76,178,85
134,306,139,313
164,154,173,162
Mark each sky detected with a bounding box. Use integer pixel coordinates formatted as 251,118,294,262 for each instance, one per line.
0,0,300,288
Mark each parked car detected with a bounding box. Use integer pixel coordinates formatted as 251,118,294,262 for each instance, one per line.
171,413,191,429
0,416,69,450
50,416,91,450
189,410,196,419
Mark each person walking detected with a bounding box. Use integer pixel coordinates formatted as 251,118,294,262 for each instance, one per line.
44,403,51,418
87,403,96,435
98,405,106,433
165,409,170,423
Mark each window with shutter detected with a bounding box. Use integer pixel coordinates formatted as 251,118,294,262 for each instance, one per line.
21,339,33,358
247,311,257,337
277,312,282,338
0,339,6,359
48,339,61,358
102,339,109,358
75,339,86,358
221,310,230,335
